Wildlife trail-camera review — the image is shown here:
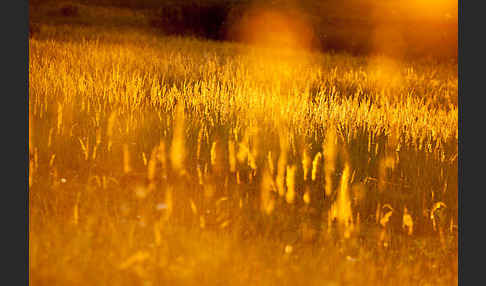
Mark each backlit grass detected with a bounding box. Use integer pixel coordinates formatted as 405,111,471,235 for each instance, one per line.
29,6,457,285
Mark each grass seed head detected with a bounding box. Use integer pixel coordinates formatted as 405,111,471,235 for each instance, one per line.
285,165,297,204
170,103,186,174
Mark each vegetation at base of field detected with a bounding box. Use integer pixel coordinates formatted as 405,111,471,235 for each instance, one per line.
29,3,458,285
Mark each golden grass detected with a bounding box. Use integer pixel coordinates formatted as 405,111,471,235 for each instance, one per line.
29,20,457,285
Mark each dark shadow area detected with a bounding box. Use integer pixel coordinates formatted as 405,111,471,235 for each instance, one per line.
30,0,458,60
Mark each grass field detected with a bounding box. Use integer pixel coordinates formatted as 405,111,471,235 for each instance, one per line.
29,2,458,285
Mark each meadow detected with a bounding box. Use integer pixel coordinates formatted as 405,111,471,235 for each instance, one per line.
29,2,458,285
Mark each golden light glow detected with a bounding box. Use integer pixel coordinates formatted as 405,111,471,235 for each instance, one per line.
231,6,315,51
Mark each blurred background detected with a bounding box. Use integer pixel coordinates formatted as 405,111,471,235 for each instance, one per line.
30,0,458,59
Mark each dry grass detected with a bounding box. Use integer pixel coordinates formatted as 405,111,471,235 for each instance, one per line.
29,7,457,285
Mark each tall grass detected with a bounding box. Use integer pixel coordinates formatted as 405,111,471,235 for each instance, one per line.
29,23,457,285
